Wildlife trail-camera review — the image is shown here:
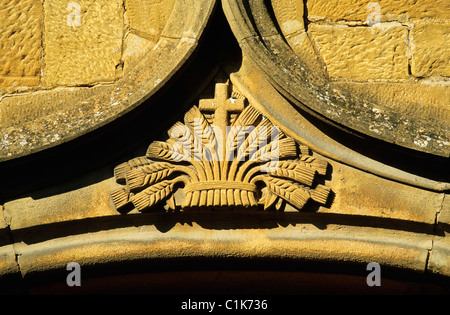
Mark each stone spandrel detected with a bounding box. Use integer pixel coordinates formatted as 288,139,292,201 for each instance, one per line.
44,0,124,87
0,0,43,90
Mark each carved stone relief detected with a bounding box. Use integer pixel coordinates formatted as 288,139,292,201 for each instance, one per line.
0,0,449,294
111,82,331,212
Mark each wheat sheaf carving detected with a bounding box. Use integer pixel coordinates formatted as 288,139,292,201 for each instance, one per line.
111,83,331,212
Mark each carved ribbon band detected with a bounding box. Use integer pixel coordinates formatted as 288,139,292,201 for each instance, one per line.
184,181,257,194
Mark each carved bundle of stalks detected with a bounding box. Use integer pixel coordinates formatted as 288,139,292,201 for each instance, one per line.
111,105,330,212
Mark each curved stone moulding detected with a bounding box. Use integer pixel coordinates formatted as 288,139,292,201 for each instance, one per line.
222,0,450,159
9,219,434,284
222,0,450,192
0,0,217,162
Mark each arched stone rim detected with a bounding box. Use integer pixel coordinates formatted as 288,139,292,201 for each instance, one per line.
6,210,449,292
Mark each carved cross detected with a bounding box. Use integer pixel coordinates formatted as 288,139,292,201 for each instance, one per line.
199,83,245,135
199,83,245,159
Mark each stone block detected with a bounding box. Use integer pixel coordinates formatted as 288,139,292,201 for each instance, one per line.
309,24,409,80
307,0,450,23
4,173,118,230
125,0,175,40
411,23,450,77
0,0,43,89
324,162,439,224
44,0,124,87
271,0,305,36
0,245,19,278
428,234,450,277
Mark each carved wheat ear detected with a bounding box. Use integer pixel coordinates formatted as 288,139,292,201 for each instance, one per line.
235,118,273,161
254,137,298,162
184,106,216,145
168,121,190,139
114,157,151,184
264,177,311,210
262,190,279,210
146,141,190,163
130,180,176,211
231,90,246,100
232,105,260,128
125,162,175,191
110,187,131,210
226,105,261,154
296,155,329,176
310,184,331,205
267,160,316,186
183,105,218,178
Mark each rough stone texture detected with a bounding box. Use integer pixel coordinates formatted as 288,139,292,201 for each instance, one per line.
307,0,450,23
12,222,432,279
308,24,409,80
3,171,118,230
271,0,304,35
271,0,328,78
0,0,43,90
0,0,215,162
325,161,440,224
44,0,124,87
331,81,450,127
0,245,19,278
122,33,156,73
126,0,175,40
411,23,450,77
0,85,107,129
428,233,450,277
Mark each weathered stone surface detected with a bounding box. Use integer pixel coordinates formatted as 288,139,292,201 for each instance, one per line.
0,0,43,90
438,195,450,225
122,33,155,73
271,0,327,77
307,0,450,23
126,0,175,40
0,0,216,162
411,23,450,77
428,233,450,277
331,81,450,127
0,245,19,278
326,161,440,224
9,218,432,284
0,85,107,129
308,24,409,80
271,0,304,36
224,0,449,156
3,172,118,230
44,0,124,87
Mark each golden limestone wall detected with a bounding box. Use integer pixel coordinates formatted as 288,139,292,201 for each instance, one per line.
0,0,43,88
307,0,449,80
0,0,176,146
0,0,175,92
271,0,449,146
44,0,124,87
